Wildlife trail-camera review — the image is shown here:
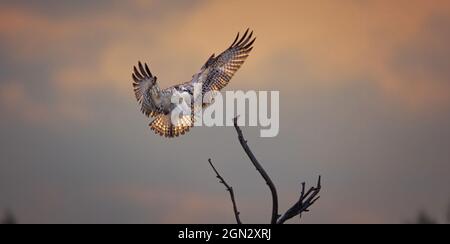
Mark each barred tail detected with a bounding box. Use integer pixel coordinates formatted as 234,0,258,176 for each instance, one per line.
149,114,193,138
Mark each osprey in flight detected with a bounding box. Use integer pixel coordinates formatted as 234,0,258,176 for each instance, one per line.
132,29,256,138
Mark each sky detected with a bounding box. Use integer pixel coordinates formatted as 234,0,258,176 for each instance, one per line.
1,0,450,224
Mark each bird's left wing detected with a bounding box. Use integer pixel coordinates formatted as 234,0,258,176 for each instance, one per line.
199,29,256,93
132,62,162,117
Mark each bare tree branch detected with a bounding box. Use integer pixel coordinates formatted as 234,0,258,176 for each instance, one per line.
233,117,279,224
209,117,322,224
277,176,322,224
208,158,242,224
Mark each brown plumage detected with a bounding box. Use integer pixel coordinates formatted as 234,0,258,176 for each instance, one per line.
132,29,256,138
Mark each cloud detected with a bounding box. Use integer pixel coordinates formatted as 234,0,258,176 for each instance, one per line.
0,1,200,125
387,14,450,110
0,82,50,124
1,0,449,128
110,184,237,223
173,0,450,109
0,82,90,126
1,0,450,224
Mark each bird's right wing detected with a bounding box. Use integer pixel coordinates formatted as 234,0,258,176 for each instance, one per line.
198,29,256,93
132,62,162,117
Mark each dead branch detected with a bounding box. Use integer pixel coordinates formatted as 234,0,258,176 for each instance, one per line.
208,158,242,224
208,117,323,224
233,117,279,224
277,176,322,224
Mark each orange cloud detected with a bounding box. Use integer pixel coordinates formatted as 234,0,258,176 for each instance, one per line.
1,0,449,127
0,82,50,124
0,82,89,126
174,0,450,109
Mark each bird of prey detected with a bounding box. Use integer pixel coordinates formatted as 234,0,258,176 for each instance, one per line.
132,29,256,138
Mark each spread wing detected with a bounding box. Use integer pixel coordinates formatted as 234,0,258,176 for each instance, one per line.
132,62,162,117
200,29,256,93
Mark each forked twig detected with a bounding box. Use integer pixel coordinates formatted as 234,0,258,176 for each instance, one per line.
277,176,322,224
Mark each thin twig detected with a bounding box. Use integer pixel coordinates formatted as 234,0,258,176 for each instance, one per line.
276,176,322,224
208,158,242,224
233,117,279,224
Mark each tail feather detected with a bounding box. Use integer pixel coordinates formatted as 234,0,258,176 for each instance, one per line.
149,114,193,138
